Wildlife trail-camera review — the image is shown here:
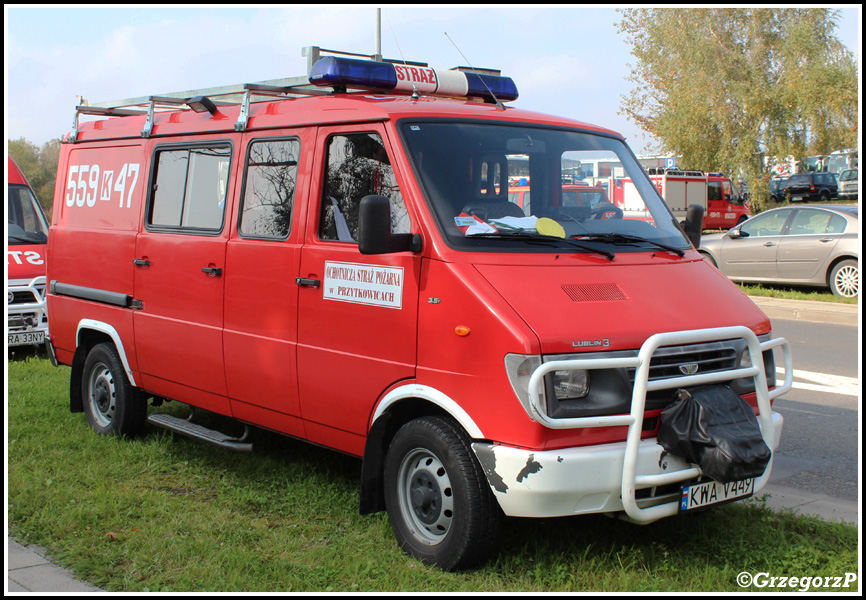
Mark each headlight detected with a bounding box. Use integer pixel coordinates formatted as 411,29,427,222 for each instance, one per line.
550,369,590,400
506,353,629,420
733,335,776,392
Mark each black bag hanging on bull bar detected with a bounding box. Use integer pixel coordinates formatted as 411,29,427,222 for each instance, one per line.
657,385,771,483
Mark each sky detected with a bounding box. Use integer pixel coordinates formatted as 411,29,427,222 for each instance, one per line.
5,5,862,155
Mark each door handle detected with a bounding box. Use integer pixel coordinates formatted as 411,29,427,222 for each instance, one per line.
819,238,834,243
133,258,150,267
296,277,321,288
763,242,776,247
202,267,223,277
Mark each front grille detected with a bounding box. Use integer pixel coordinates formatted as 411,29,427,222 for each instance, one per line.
10,290,41,304
630,343,739,382
628,341,741,409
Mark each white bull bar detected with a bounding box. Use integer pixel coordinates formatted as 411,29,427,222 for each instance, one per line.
526,326,793,523
7,275,48,333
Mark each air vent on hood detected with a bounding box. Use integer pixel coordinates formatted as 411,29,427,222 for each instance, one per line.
561,283,628,302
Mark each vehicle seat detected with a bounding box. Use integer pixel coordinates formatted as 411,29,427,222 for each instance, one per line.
589,202,623,220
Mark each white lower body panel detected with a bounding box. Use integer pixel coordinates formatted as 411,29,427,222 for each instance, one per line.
472,410,783,520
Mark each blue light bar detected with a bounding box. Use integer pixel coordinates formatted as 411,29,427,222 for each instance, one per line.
308,56,518,102
465,72,519,102
309,56,397,89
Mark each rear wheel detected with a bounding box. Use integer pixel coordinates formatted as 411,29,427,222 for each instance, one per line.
82,342,146,437
829,259,858,298
383,416,500,570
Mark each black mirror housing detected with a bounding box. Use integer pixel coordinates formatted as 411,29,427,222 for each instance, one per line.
683,204,705,249
358,195,422,255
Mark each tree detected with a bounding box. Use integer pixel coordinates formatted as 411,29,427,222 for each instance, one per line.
8,137,62,213
617,8,858,209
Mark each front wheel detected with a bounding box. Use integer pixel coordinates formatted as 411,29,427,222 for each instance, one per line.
383,416,501,570
82,342,146,437
829,259,858,298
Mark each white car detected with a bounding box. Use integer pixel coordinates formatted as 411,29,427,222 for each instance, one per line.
837,169,858,200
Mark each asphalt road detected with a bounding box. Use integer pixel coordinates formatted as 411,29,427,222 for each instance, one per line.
765,318,859,504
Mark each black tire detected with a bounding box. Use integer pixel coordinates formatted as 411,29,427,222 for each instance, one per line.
383,416,501,570
82,342,146,437
829,259,858,298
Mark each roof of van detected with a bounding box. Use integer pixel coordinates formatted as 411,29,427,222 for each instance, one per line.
8,155,29,185
68,93,624,143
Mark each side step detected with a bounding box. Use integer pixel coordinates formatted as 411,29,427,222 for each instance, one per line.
148,413,253,452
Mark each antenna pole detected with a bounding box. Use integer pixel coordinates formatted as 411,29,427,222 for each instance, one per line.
374,8,383,62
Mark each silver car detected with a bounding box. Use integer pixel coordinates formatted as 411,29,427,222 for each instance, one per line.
699,205,859,297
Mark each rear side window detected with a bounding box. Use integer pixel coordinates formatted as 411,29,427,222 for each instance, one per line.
239,138,300,239
149,145,231,231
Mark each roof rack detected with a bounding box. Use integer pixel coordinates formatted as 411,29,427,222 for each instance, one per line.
68,46,365,142
69,45,516,143
647,167,705,177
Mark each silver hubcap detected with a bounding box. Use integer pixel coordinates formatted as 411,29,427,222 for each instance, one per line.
397,448,454,545
87,361,116,428
834,265,859,297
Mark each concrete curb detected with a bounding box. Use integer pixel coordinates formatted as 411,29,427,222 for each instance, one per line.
7,537,104,593
748,296,859,326
757,485,859,525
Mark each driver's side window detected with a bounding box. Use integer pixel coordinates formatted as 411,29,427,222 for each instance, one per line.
319,132,410,243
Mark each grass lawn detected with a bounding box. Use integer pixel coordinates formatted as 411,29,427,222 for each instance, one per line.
738,282,858,305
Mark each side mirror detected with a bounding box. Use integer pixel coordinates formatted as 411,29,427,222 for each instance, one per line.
358,195,422,255
683,204,704,248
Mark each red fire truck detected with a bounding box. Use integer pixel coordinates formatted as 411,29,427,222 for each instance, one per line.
8,156,50,348
648,169,751,229
46,47,791,570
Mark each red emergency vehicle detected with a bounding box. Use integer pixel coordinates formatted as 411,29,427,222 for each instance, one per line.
46,47,792,570
509,183,615,217
648,169,751,229
8,156,50,348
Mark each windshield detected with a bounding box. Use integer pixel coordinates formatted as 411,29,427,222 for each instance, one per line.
8,184,49,245
399,121,689,254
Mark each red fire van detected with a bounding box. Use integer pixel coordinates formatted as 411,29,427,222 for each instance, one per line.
8,156,50,348
46,48,792,570
648,169,751,230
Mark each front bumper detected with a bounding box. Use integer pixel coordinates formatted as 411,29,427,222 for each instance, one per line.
473,410,782,519
7,276,48,347
478,326,792,523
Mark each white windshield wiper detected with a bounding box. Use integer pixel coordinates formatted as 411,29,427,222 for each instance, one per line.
470,232,615,260
572,233,685,257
